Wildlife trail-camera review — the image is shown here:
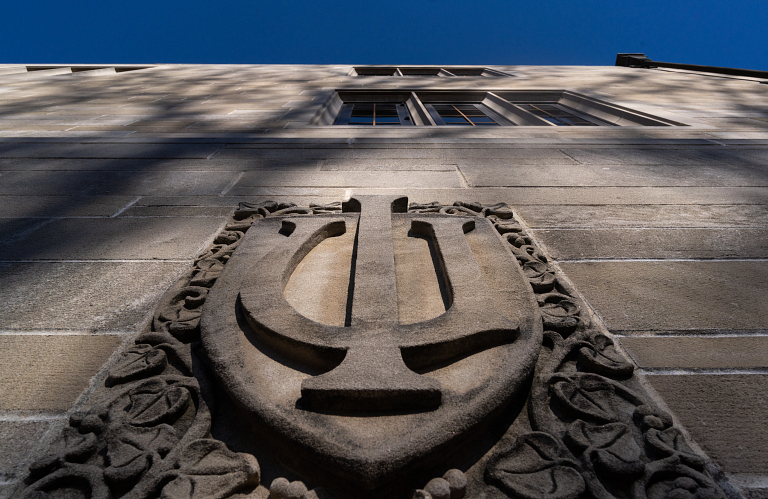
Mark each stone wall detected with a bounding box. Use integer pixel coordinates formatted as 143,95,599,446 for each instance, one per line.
0,64,766,498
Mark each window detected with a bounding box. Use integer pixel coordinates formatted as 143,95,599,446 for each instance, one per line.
399,68,441,77
311,90,684,127
427,104,506,126
334,102,412,126
516,103,607,126
24,65,155,75
349,67,515,77
353,67,398,77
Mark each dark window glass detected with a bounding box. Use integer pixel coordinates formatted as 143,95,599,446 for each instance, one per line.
356,69,397,76
400,69,441,77
433,104,499,126
347,103,402,125
517,103,598,126
446,68,485,76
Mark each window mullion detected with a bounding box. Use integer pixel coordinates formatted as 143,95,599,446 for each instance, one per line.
396,103,412,125
424,104,446,125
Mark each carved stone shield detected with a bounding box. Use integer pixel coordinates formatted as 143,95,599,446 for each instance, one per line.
201,196,542,491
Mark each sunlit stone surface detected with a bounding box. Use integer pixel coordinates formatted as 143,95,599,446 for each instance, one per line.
0,63,766,498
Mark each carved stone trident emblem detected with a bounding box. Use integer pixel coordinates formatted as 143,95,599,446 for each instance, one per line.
201,195,542,489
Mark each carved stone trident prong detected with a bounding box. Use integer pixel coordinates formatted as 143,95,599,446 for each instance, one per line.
239,196,519,412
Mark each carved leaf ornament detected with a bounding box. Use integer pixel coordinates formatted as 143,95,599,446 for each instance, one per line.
486,432,585,499
18,199,726,499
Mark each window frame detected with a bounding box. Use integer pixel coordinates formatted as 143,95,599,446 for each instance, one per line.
349,66,516,78
310,89,684,127
424,103,511,126
514,103,612,126
334,102,413,126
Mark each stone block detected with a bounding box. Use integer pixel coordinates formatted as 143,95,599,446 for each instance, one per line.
0,262,188,331
709,132,768,140
0,142,222,159
481,187,768,205
559,261,768,332
0,335,124,411
0,158,322,172
118,206,235,217
0,420,55,481
460,162,768,187
0,65,26,76
620,336,768,369
0,170,240,196
136,196,265,207
319,159,456,171
647,374,768,473
215,146,575,161
560,148,701,165
517,205,768,228
233,171,463,189
0,334,124,412
0,217,223,260
537,228,768,259
0,196,135,218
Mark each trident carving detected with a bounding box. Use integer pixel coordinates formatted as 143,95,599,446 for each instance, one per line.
239,196,519,412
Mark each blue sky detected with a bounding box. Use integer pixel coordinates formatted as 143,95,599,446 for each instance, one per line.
1,0,765,69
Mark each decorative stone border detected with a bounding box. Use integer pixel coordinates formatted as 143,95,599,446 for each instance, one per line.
16,200,727,499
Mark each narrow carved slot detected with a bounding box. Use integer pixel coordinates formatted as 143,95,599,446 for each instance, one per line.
343,217,359,327
393,218,451,324
283,222,356,327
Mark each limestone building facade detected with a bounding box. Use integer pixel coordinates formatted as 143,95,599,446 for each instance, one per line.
0,63,766,498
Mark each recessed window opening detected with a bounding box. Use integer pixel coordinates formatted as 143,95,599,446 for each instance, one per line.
354,67,398,76
25,65,154,74
350,103,399,125
313,90,684,127
516,103,606,126
334,102,411,125
446,68,485,76
431,104,499,126
351,67,515,77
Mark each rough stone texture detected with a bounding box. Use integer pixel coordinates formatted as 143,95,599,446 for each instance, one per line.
460,162,768,187
1,62,767,497
233,171,464,189
620,336,768,368
0,335,123,410
559,261,768,332
517,205,768,228
0,196,136,218
0,262,190,331
647,375,768,473
0,142,222,159
0,218,223,260
118,205,236,218
539,228,768,259
0,420,56,481
319,159,458,171
0,170,240,196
